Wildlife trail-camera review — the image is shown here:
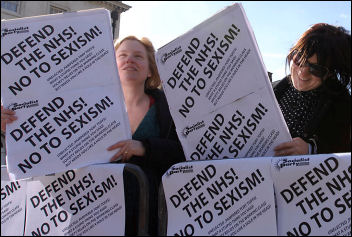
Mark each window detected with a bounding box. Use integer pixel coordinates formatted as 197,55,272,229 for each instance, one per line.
49,5,67,14
1,1,19,13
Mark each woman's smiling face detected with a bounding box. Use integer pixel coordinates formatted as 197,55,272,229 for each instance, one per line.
116,39,151,86
290,53,323,91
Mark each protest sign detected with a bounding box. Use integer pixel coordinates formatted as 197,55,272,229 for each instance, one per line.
1,166,27,236
1,9,131,180
24,163,125,236
162,158,277,236
155,3,291,161
272,153,351,236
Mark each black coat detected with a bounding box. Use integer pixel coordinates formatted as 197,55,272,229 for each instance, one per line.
124,89,185,236
129,88,185,180
273,77,351,154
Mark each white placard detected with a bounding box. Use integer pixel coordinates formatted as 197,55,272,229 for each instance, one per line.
155,3,291,161
272,153,351,236
162,158,277,236
1,166,27,236
24,164,125,236
1,9,131,180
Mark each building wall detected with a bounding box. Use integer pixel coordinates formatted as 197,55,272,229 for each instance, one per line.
1,1,130,39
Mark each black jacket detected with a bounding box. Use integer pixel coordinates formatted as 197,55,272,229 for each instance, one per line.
273,77,351,154
129,88,185,179
124,89,185,236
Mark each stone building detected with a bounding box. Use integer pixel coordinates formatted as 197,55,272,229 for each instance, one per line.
1,1,131,39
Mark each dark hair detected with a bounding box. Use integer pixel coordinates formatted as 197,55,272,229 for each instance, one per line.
286,23,351,94
114,36,161,90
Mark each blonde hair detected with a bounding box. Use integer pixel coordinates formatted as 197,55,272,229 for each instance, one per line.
114,36,161,90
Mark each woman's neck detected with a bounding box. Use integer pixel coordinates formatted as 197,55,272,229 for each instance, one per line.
123,84,148,108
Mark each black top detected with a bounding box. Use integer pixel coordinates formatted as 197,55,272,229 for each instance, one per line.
128,88,185,180
273,76,351,154
277,82,320,138
123,89,185,236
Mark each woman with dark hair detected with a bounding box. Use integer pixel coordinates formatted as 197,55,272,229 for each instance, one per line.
273,23,351,156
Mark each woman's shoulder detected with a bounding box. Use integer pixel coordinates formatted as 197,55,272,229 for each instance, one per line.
272,76,290,88
145,88,170,111
272,76,290,98
145,88,166,100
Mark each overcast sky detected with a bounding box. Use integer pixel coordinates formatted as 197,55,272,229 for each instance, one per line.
119,1,351,81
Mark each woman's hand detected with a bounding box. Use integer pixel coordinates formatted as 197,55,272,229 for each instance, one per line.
274,137,309,156
1,105,17,133
107,139,146,162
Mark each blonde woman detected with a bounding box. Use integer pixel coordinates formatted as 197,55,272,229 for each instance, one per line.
111,36,185,235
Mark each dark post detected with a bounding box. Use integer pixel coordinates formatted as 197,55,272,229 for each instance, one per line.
111,9,119,39
267,71,273,82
